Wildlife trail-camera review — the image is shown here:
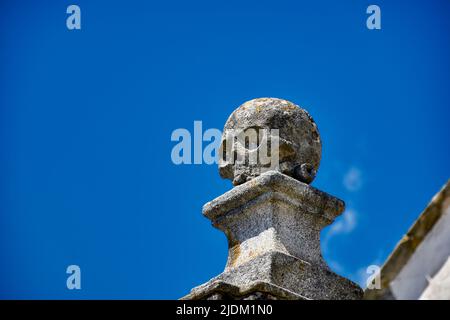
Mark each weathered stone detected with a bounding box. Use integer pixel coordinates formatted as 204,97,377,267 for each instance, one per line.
219,98,321,186
183,171,362,300
183,98,362,300
204,171,343,270
364,179,450,300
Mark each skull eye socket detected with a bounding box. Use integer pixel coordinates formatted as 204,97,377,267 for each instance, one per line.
278,140,296,160
236,126,263,151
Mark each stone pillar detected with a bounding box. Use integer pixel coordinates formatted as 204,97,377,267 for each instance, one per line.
182,98,362,300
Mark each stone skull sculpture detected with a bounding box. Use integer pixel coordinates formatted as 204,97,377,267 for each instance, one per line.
219,98,321,186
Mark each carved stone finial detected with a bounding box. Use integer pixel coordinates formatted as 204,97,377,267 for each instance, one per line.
183,98,363,300
219,98,321,186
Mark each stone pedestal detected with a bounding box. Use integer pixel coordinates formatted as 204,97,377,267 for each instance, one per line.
183,171,362,300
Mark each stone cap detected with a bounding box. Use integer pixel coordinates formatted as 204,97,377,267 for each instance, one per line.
203,170,344,225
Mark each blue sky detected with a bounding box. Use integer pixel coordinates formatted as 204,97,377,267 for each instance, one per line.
0,0,449,299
